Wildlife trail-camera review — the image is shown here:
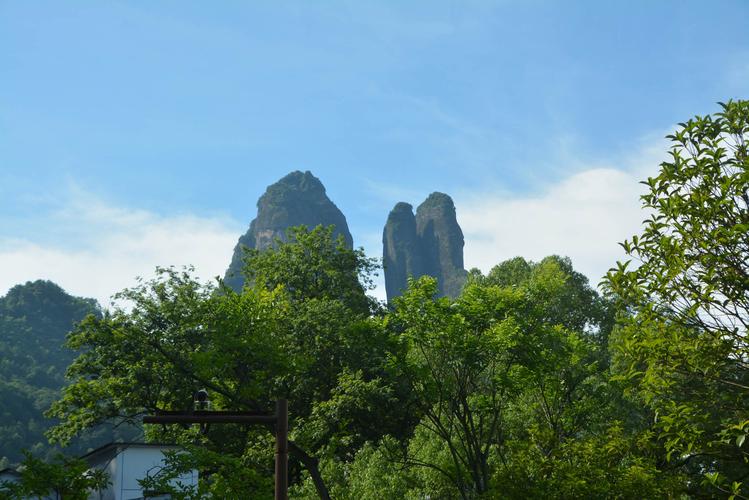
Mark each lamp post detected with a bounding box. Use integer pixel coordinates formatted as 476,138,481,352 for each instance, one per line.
143,392,288,500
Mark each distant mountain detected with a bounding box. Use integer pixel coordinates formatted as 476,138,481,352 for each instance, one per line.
383,192,467,301
224,171,353,291
0,281,99,464
223,172,466,301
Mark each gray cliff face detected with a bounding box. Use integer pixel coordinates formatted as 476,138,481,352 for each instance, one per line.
416,192,467,298
383,202,424,301
224,171,353,291
383,192,467,301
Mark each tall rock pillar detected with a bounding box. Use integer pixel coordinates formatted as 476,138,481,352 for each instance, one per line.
224,171,353,291
415,193,467,298
383,202,424,301
382,192,467,302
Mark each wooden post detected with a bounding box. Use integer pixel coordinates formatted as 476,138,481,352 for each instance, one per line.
275,399,288,500
144,401,290,498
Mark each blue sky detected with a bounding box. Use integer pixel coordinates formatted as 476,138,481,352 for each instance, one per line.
1,1,748,304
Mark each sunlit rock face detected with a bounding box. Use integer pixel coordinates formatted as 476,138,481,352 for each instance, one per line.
383,192,467,302
224,170,352,291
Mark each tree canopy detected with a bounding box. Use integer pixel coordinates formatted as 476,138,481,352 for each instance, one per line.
40,227,691,497
47,226,409,499
606,99,749,497
0,451,109,500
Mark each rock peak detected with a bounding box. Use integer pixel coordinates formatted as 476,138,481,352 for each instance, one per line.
392,201,414,211
420,192,454,207
383,192,467,301
275,170,325,191
224,171,352,291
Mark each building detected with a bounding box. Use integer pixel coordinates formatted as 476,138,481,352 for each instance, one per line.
82,443,198,500
0,468,21,486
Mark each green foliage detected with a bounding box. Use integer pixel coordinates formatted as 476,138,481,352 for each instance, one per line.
383,257,650,498
136,446,273,499
291,437,418,499
481,256,614,338
0,451,109,500
606,99,749,496
388,275,523,496
240,225,379,315
48,227,405,499
0,280,116,465
288,256,682,498
492,422,682,499
47,266,270,444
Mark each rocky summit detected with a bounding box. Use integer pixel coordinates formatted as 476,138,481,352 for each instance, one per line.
383,192,467,301
224,171,353,290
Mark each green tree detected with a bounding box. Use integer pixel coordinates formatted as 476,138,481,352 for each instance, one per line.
606,100,749,496
238,226,414,495
387,257,622,498
476,256,614,342
240,224,378,316
0,451,109,500
297,256,676,498
47,226,406,499
290,437,418,499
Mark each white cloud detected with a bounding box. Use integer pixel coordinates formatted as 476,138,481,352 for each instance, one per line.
456,135,668,288
0,190,243,308
0,134,671,307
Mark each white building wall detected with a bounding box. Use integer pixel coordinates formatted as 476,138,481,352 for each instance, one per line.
90,458,117,500
88,446,197,500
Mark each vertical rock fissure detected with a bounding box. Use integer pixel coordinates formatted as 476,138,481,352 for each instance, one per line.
383,192,467,302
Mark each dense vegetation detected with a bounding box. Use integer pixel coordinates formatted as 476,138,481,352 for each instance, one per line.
0,452,108,500
606,99,749,497
2,100,748,498
0,281,101,466
42,229,682,498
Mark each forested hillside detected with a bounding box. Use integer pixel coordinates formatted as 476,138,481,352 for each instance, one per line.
0,281,111,466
